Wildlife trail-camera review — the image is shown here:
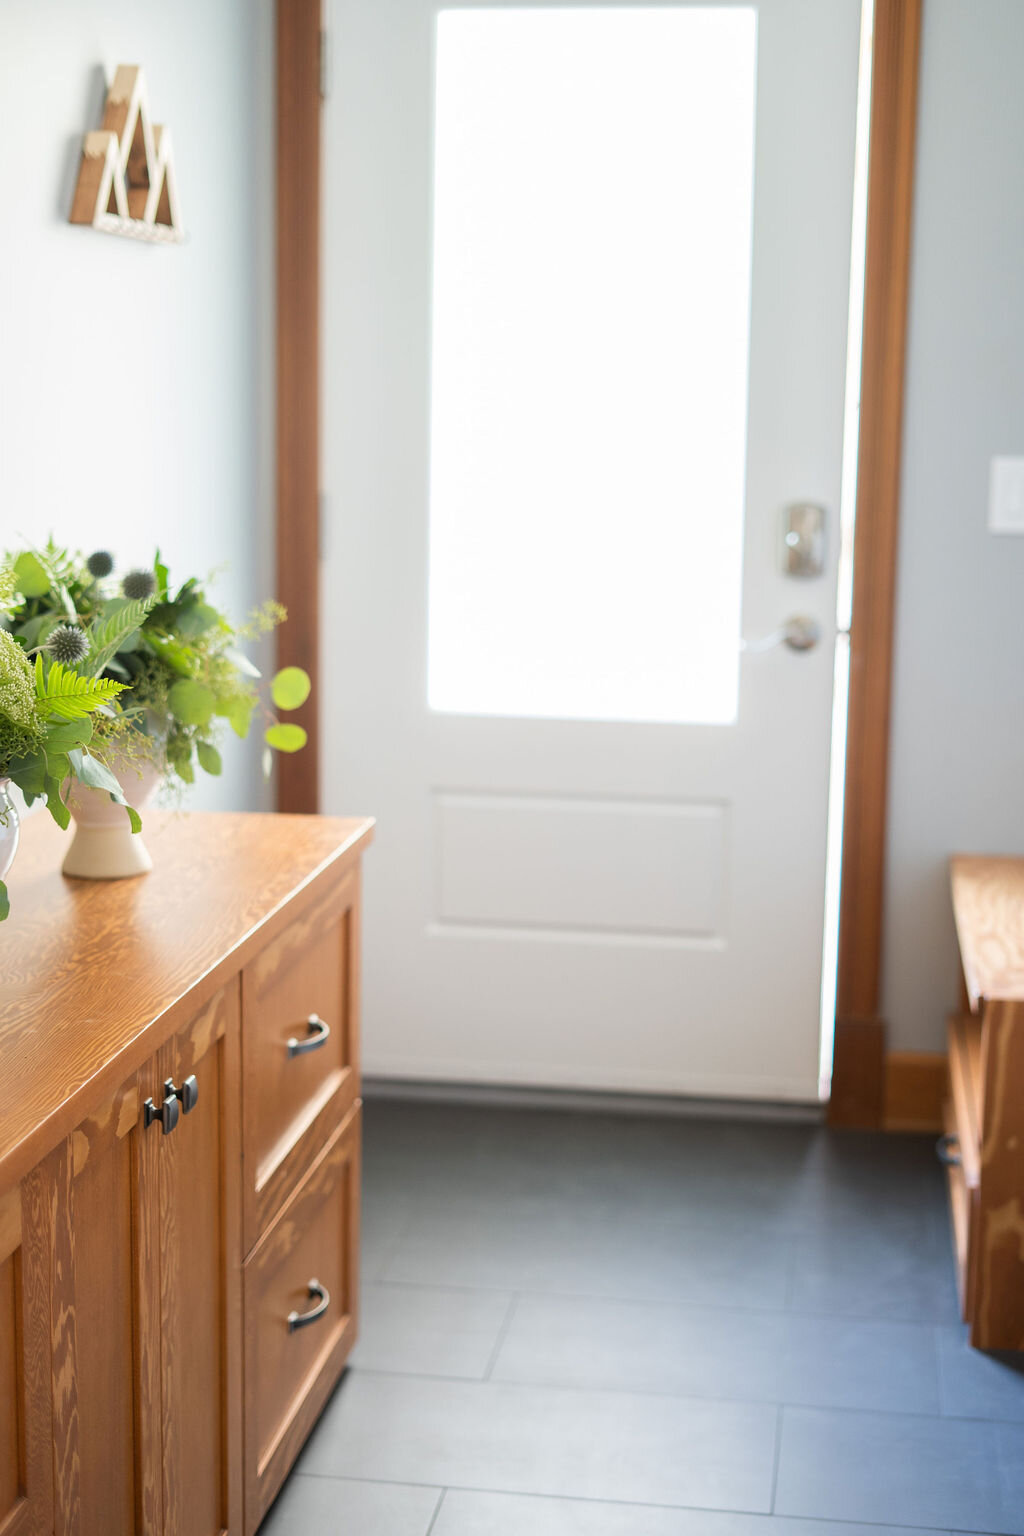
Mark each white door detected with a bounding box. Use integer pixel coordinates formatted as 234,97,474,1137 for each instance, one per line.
324,0,862,1101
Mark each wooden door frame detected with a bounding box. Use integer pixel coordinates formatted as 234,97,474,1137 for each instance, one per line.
275,0,322,815
274,0,924,1126
829,0,923,1127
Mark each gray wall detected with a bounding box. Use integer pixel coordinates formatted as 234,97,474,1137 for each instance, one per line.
0,0,274,812
882,0,1024,1050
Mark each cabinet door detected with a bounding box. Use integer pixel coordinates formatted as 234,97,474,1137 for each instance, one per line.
155,985,242,1536
0,1181,51,1536
46,1068,162,1536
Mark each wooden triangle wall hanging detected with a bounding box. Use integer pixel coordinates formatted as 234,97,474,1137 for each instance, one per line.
70,66,183,243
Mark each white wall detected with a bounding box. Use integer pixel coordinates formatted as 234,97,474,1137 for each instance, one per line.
882,0,1024,1050
0,0,274,811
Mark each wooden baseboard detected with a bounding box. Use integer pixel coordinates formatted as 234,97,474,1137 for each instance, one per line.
883,1050,947,1132
828,1016,886,1128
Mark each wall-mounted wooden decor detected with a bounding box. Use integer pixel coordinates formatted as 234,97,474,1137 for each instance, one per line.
70,65,183,243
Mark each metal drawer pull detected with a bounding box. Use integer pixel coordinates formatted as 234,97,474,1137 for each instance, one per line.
288,1278,330,1332
287,1013,331,1057
936,1133,962,1168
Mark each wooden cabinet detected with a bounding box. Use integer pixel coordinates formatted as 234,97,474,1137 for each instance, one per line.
0,1180,51,1536
0,811,373,1535
946,856,1024,1351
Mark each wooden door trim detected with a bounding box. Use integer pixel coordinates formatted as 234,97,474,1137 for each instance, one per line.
829,0,923,1128
275,0,323,814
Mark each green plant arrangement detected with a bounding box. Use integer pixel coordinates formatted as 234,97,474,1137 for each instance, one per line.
0,558,144,920
1,543,311,915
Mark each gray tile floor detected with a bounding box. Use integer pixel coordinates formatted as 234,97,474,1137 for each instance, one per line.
262,1102,1024,1535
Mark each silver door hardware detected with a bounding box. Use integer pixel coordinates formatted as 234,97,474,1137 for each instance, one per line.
781,503,826,577
742,615,822,654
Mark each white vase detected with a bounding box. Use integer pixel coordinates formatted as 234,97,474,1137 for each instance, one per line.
0,779,19,883
63,760,162,880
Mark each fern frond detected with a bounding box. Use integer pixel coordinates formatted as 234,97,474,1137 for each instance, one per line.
85,595,157,676
34,655,127,720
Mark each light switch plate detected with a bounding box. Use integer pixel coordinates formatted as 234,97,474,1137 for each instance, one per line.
988,456,1024,534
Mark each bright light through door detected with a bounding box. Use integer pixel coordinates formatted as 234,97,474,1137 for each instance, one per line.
428,7,758,724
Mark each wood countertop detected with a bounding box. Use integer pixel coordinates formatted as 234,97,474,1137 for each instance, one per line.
0,809,374,1190
951,855,1024,1012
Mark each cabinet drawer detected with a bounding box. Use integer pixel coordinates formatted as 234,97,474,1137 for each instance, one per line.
243,1101,360,1535
242,871,360,1248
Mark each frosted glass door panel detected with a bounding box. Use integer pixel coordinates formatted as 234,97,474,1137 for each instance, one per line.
428,7,757,724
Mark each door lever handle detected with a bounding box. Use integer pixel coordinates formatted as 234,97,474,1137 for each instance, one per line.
742,615,822,654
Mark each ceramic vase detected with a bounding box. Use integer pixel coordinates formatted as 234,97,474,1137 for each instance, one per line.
62,760,162,879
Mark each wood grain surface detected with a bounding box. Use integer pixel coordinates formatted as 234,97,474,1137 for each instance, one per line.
951,856,1024,1011
0,812,373,1193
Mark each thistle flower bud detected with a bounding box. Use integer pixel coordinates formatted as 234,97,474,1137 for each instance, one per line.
47,625,90,666
122,568,157,601
86,550,114,578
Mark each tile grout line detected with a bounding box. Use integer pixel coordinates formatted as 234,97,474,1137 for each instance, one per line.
769,1403,783,1513
342,1364,1024,1430
292,1470,966,1531
424,1488,447,1535
483,1292,521,1381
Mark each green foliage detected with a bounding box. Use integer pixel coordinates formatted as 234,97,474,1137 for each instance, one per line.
197,741,222,777
12,551,49,598
168,679,216,727
264,723,307,753
0,564,20,619
85,595,158,676
271,667,311,711
0,631,43,775
0,881,9,922
2,544,309,800
34,655,126,721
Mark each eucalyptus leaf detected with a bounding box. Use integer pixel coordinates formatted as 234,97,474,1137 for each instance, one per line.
72,753,143,833
0,880,9,922
271,666,311,711
43,777,71,830
72,751,124,795
44,717,93,753
177,602,220,640
7,751,47,798
264,723,307,753
216,694,254,739
168,679,216,727
12,551,49,597
197,742,223,776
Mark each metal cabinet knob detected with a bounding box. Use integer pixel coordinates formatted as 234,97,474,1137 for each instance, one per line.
287,1278,331,1332
143,1075,198,1133
287,1014,331,1057
144,1081,181,1135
